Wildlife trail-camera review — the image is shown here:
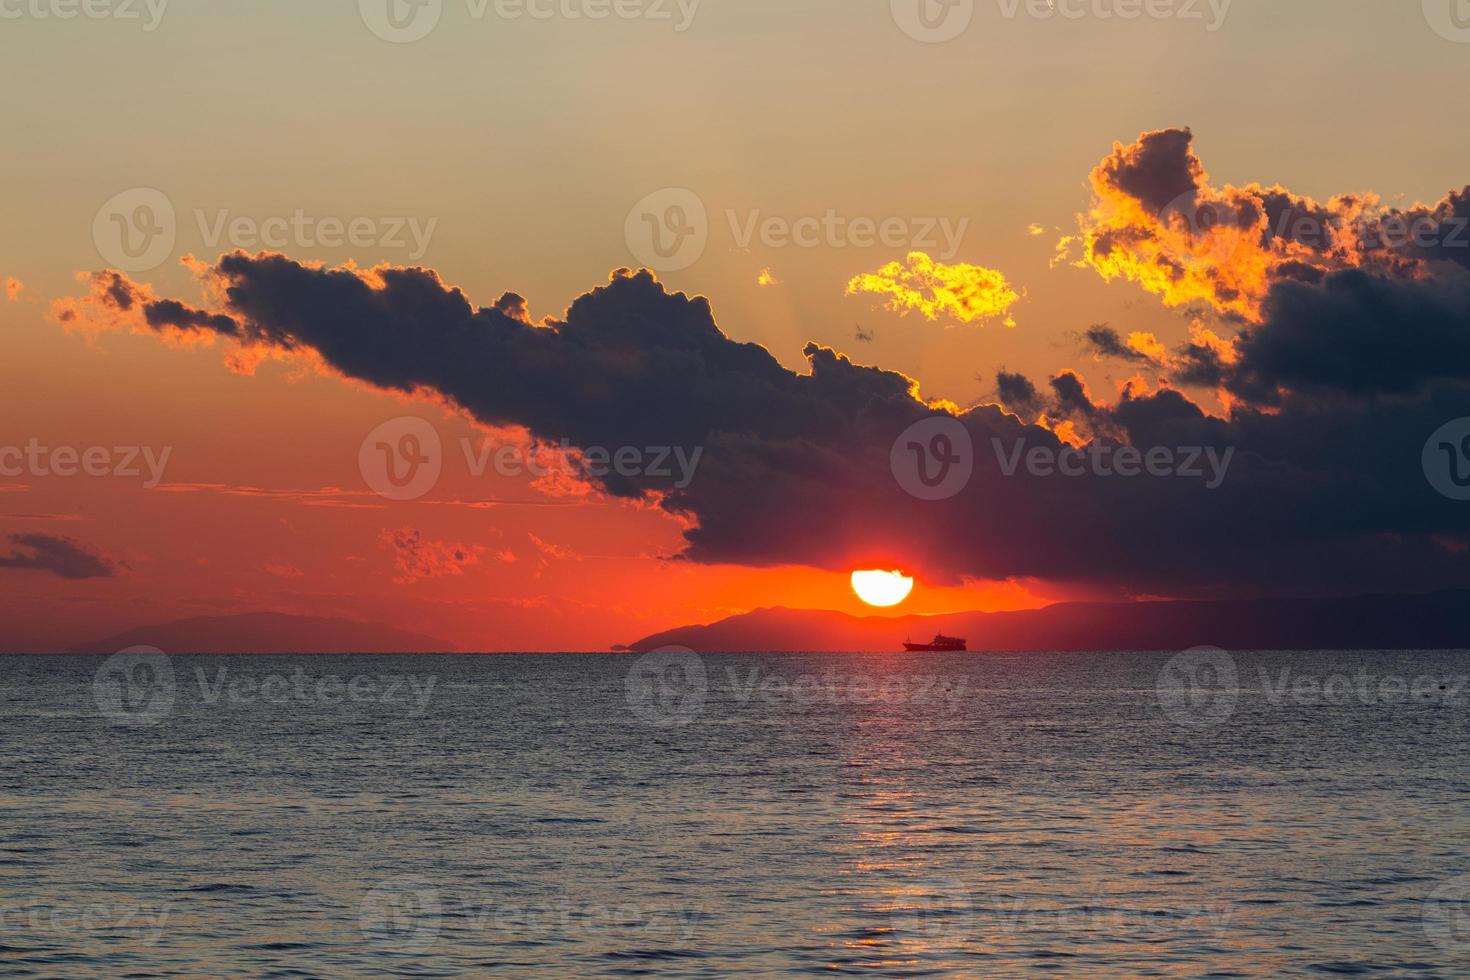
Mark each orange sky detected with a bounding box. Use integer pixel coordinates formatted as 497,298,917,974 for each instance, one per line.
3,2,1469,649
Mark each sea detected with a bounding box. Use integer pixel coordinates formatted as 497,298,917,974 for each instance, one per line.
2,649,1469,977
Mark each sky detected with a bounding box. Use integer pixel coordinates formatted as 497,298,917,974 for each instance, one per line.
2,0,1469,650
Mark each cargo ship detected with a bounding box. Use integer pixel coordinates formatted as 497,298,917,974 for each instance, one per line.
903,634,967,652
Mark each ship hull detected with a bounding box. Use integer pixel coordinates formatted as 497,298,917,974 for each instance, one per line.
903,643,967,652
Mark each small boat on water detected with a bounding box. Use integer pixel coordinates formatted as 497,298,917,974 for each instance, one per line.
903,634,967,652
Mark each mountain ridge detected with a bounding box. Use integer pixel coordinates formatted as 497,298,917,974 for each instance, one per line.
624,591,1470,653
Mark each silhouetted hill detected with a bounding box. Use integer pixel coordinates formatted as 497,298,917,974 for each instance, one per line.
626,591,1470,653
60,613,454,654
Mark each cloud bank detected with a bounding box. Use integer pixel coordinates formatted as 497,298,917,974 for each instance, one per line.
58,129,1470,599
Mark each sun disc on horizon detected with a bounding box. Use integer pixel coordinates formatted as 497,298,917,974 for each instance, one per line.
851,569,915,608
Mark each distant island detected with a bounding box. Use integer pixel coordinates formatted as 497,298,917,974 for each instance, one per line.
624,591,1470,653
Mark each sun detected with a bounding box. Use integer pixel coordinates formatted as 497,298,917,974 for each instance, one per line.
851,569,915,608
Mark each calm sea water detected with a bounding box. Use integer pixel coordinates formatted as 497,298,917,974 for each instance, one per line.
3,650,1470,977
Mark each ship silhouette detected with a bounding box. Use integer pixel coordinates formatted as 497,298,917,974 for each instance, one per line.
903,633,967,652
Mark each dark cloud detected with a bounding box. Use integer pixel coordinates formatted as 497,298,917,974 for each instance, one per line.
995,370,1041,417
1093,126,1202,214
0,534,116,580
1162,267,1470,405
1083,324,1153,363
144,299,240,336
72,236,1470,598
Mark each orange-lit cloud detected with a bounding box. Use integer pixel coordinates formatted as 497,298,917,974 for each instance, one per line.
1071,127,1468,322
4,277,22,301
756,267,779,287
1127,331,1167,362
846,251,1020,326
